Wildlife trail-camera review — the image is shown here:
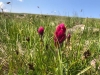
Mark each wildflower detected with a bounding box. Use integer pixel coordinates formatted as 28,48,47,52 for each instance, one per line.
15,50,19,55
90,59,96,68
38,26,44,43
55,23,66,33
38,26,44,36
98,65,100,70
28,63,34,70
67,33,71,40
66,33,71,45
45,44,48,49
26,37,30,42
83,50,91,59
54,23,66,47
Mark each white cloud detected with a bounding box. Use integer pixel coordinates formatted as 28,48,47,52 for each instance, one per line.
18,0,23,2
0,2,9,12
0,2,4,9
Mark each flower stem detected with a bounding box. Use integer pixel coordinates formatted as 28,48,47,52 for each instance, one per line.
58,45,63,75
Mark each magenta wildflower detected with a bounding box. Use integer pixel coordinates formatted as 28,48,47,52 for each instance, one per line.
38,26,44,36
38,26,44,43
54,23,66,47
55,23,66,33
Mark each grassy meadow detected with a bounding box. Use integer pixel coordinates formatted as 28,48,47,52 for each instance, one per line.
0,13,100,75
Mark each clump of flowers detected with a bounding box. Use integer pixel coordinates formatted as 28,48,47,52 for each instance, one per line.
54,23,66,47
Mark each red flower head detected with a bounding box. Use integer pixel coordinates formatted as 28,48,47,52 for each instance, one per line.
56,23,66,33
54,23,66,45
38,26,44,36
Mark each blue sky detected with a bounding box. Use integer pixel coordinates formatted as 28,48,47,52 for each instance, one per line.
0,0,100,18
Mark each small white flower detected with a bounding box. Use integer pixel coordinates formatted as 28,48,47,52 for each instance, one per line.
90,59,96,68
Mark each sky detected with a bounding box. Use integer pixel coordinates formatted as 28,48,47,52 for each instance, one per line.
0,0,100,18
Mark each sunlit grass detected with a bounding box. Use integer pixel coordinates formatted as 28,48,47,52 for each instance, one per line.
0,13,100,75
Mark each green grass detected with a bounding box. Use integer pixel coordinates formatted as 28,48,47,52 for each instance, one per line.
0,13,100,75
